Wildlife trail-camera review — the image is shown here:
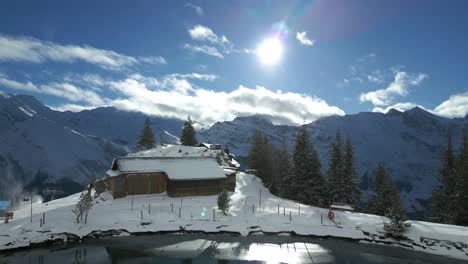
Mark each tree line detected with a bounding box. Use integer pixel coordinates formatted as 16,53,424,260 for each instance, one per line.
247,127,411,237
431,132,468,226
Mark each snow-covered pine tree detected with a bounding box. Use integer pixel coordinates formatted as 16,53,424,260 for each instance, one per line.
342,138,361,206
383,200,411,239
326,129,344,204
431,132,458,224
180,116,198,146
217,190,230,215
136,118,156,150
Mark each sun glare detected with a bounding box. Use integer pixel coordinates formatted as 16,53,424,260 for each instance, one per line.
257,37,283,66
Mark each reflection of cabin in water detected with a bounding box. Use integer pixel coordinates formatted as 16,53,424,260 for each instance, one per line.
96,145,239,198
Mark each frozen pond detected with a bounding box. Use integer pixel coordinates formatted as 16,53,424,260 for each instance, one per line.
1,234,466,263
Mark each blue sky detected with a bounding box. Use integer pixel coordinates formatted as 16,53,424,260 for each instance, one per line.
0,0,467,126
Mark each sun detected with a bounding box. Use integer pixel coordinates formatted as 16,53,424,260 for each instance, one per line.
256,37,283,66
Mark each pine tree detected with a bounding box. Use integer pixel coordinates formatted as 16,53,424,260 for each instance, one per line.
368,162,401,216
272,140,290,196
431,132,458,224
342,138,361,206
136,118,156,150
217,190,230,215
248,130,264,172
326,129,344,204
455,134,468,226
180,116,198,146
291,126,324,206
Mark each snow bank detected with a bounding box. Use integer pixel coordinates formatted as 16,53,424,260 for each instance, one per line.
1,173,467,260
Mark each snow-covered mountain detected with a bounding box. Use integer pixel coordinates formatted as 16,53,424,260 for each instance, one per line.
198,109,468,213
1,92,467,214
0,93,183,200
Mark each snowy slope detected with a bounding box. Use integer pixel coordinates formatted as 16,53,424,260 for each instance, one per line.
198,110,468,213
1,173,467,260
0,95,128,199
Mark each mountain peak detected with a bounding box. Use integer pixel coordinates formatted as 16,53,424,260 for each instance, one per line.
386,108,403,116
232,115,273,125
405,106,433,116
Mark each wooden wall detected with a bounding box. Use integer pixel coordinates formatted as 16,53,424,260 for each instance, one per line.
124,172,167,195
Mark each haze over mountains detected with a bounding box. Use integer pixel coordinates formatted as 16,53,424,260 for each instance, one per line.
0,92,467,214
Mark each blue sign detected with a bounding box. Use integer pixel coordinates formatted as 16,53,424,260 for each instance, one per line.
0,201,9,210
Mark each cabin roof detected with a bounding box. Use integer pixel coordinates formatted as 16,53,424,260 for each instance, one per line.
108,156,226,181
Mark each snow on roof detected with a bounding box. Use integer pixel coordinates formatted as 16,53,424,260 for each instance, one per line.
113,157,226,181
128,145,221,158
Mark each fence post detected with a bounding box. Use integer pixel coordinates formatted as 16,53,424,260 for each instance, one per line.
289,211,292,221
213,209,215,221
141,210,143,220
171,204,174,213
277,204,280,214
179,207,181,218
43,212,46,224
131,194,134,211
298,204,301,215
283,206,285,215
148,204,151,215
40,218,42,228
252,204,255,214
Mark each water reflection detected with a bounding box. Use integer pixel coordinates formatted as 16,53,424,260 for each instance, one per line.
0,235,465,264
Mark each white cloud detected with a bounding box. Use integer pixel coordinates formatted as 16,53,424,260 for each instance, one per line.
185,3,204,16
0,76,105,105
183,44,224,58
434,92,468,118
0,34,166,70
359,71,427,106
296,31,314,46
188,25,229,44
137,56,167,65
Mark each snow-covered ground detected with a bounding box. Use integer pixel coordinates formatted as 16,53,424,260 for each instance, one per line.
1,173,468,260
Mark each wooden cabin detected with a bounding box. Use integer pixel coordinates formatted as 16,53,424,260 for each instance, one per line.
103,156,229,198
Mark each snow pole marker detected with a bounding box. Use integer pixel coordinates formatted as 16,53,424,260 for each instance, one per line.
213,209,215,221
131,193,134,212
252,204,255,214
283,206,285,215
148,203,151,215
278,204,280,214
141,210,143,220
298,204,301,215
259,189,262,212
289,211,292,222
171,203,174,213
40,218,42,228
179,207,181,218
42,212,45,224
30,195,33,223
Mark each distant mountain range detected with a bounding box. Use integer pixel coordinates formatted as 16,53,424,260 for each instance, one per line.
1,92,467,216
